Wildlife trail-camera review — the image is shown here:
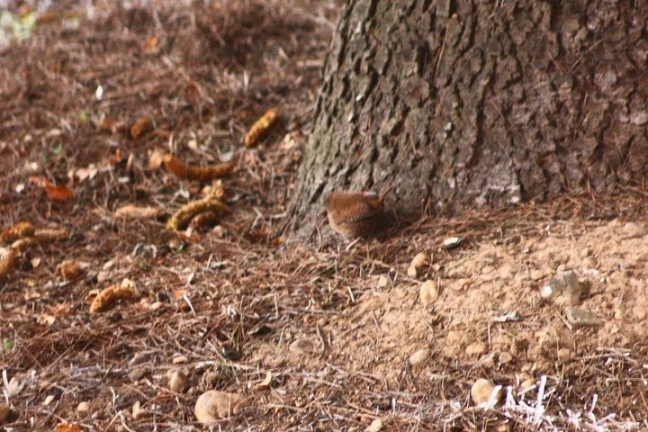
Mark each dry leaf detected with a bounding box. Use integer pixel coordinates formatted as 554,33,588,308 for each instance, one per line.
129,117,154,139
1,222,35,244
75,165,98,182
30,177,73,201
244,108,280,147
148,150,165,170
35,11,60,25
163,155,234,181
142,35,159,53
37,314,56,325
90,279,139,313
172,289,187,299
167,197,229,233
256,371,273,389
98,117,124,134
55,423,83,432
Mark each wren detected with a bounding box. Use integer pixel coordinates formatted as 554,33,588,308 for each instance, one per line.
324,187,392,239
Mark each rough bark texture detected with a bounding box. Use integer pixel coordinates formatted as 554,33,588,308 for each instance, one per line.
288,0,648,239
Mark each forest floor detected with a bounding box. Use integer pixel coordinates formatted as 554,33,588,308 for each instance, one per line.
1,1,648,431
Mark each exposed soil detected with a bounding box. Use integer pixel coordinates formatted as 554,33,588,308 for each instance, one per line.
1,1,648,431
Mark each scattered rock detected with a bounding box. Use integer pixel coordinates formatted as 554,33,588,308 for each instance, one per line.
443,237,463,249
194,391,244,423
44,395,55,406
471,379,502,405
168,370,189,393
419,280,439,306
365,418,383,432
565,307,604,327
377,275,388,287
493,311,521,323
410,253,427,269
407,266,418,277
77,401,90,413
498,352,513,364
540,270,582,305
408,348,431,366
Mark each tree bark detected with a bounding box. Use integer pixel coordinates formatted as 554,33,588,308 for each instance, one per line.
288,0,648,239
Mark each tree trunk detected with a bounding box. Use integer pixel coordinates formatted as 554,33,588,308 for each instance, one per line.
288,0,648,239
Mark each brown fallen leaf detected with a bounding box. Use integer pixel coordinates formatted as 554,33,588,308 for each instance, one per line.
55,423,83,432
163,155,234,181
245,108,280,147
98,117,125,134
129,117,154,139
142,35,159,53
29,177,73,201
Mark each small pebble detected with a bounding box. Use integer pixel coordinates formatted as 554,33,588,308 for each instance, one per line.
168,370,189,393
408,348,431,366
77,401,90,413
565,307,603,327
498,352,513,364
443,237,463,249
365,418,383,432
419,280,439,306
471,379,502,405
410,253,427,269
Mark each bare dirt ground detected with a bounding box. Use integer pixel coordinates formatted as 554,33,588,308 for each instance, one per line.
2,1,648,431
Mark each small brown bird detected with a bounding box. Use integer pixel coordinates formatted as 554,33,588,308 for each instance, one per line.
324,187,392,239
